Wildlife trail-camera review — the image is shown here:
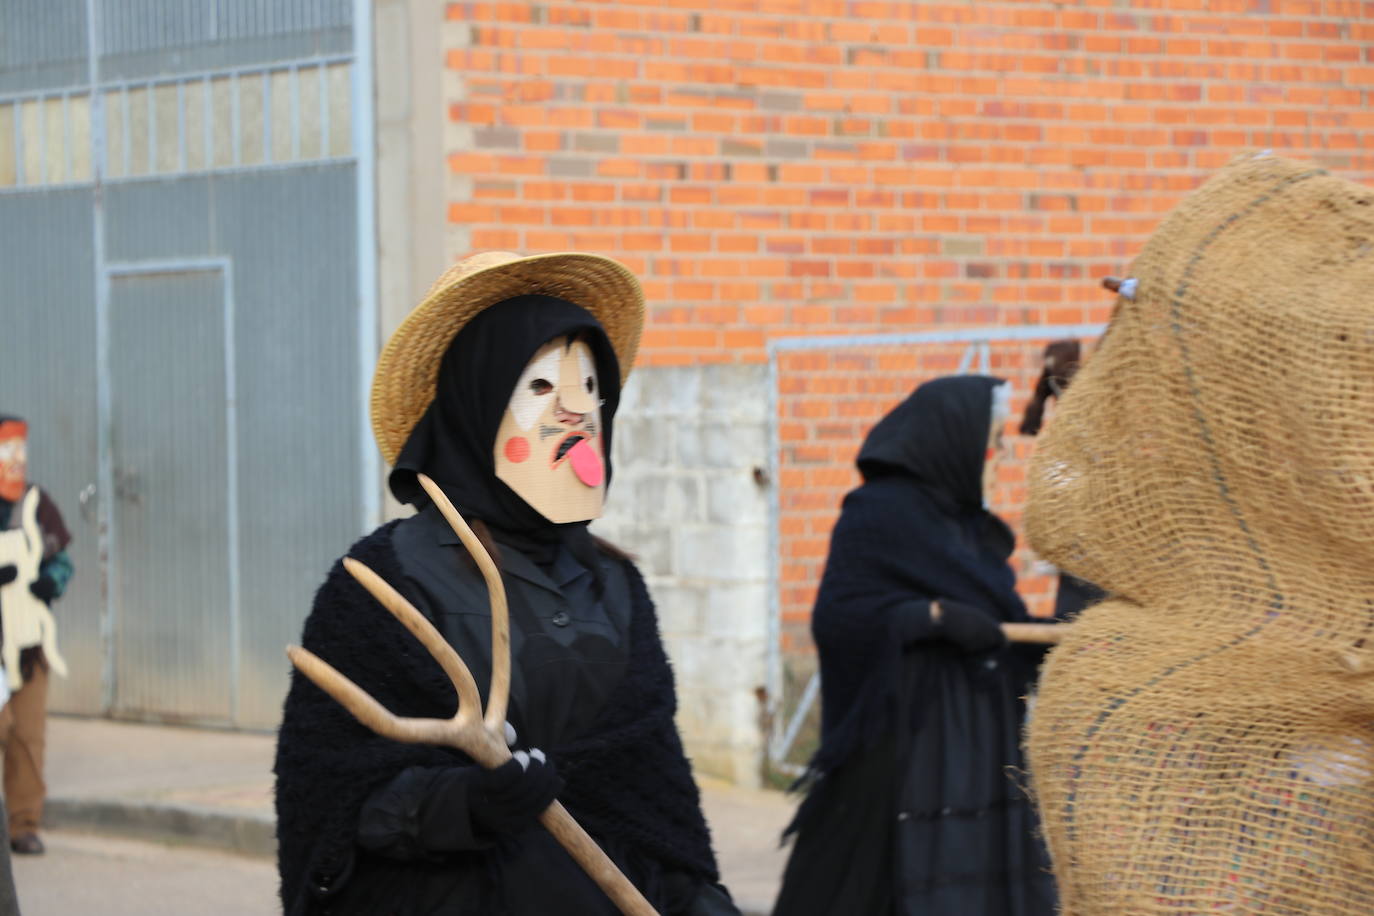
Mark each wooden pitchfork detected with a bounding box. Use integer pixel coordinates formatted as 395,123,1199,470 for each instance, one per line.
286,472,658,916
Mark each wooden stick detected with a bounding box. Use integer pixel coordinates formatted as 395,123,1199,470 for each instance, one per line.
417,473,512,733
1002,622,1067,645
541,802,658,916
342,557,484,717
286,643,503,758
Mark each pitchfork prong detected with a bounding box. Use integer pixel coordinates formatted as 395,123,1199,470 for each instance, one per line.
417,472,511,733
286,644,471,749
342,556,483,718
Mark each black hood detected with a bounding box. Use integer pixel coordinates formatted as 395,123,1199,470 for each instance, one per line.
857,375,1004,511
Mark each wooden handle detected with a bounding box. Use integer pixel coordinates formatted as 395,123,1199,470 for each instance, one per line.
540,801,658,916
417,473,513,732
1002,622,1067,645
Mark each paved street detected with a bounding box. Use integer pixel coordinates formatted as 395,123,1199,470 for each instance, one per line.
14,830,278,916
42,717,791,915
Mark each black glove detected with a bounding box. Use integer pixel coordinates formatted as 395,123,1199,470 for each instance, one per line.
936,600,1007,653
469,749,563,837
0,566,15,587
29,574,57,604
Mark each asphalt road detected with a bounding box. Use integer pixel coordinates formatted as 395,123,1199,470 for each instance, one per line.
12,830,278,915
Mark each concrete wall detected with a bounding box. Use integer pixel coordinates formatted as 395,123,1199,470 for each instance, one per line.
373,0,449,520
592,364,772,788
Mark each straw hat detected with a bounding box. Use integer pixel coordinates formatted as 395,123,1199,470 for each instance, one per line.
370,251,645,465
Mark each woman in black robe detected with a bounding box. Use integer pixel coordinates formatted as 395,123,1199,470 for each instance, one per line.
274,266,737,915
773,375,1057,916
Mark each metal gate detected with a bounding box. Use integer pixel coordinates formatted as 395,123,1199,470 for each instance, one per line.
0,0,378,728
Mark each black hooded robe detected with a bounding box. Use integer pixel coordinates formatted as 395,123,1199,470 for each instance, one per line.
772,376,1057,916
275,297,735,915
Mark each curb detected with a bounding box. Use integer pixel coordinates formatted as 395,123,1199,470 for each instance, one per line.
46,797,275,859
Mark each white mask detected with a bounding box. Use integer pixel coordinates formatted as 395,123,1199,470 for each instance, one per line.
493,336,606,524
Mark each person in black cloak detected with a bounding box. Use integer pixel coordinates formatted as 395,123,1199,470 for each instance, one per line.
771,375,1057,916
274,251,738,916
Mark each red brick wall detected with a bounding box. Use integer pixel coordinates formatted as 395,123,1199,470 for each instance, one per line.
443,0,1374,656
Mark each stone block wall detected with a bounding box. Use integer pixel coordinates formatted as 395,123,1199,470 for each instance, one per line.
592,364,772,787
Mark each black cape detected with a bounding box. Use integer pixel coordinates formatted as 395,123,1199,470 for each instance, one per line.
278,293,724,914
274,524,718,915
774,376,1056,916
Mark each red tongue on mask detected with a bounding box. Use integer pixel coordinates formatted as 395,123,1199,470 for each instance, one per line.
567,438,604,488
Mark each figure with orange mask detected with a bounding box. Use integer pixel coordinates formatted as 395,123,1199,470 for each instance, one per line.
275,253,739,915
0,415,73,857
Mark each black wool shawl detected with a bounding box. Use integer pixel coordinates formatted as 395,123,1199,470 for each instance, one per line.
274,523,717,915
803,376,1033,783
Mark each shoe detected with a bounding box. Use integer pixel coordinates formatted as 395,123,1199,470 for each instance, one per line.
9,833,42,855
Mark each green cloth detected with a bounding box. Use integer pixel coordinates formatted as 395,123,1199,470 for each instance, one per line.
38,548,72,600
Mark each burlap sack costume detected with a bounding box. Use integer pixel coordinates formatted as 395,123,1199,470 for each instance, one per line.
1025,154,1374,915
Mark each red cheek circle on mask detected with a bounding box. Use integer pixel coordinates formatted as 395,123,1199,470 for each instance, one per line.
504,437,531,463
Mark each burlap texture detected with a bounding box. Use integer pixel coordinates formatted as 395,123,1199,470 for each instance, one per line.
1025,154,1374,914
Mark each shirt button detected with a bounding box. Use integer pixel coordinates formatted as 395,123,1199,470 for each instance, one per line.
551,611,570,627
